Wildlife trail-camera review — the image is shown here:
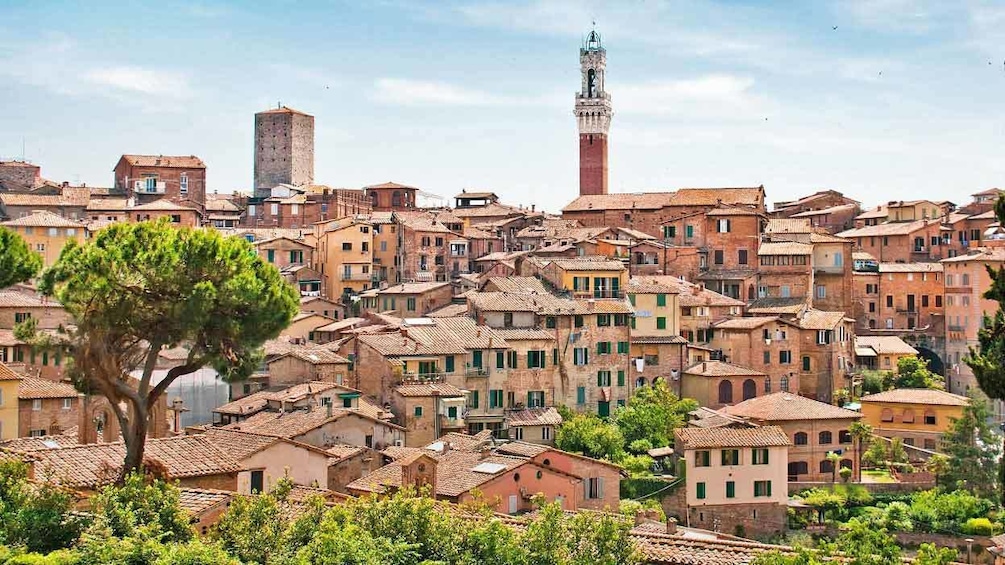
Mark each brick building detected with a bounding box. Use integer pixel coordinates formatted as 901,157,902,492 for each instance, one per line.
855,263,944,334
675,426,789,538
0,161,43,191
360,282,454,318
113,155,206,212
242,186,371,229
0,190,90,221
254,106,314,197
390,382,467,447
721,392,861,482
772,190,859,220
313,217,375,301
681,361,769,409
17,376,79,438
365,182,418,212
838,219,947,263
397,211,468,282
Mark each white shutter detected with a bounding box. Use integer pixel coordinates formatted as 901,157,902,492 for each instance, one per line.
597,477,604,499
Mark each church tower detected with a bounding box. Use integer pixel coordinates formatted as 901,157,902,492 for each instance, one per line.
575,30,612,196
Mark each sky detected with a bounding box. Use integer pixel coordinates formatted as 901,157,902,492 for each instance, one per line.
1,0,1004,213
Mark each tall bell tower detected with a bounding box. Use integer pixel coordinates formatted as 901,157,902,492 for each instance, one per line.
575,30,612,196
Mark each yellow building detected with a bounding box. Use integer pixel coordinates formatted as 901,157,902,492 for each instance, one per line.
0,211,87,268
859,388,968,452
626,279,680,336
538,257,628,299
313,217,374,301
0,363,20,440
366,212,399,285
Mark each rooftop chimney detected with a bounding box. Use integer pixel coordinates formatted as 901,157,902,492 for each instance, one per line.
667,517,678,535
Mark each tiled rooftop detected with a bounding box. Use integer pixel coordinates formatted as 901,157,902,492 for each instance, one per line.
723,392,861,422
675,426,790,449
18,376,79,399
859,388,969,407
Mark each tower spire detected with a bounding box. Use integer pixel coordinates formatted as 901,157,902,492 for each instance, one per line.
575,28,612,196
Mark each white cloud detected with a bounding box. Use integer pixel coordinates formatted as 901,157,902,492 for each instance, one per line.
618,75,769,119
85,66,192,98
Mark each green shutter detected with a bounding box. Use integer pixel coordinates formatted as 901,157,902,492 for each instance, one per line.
445,355,455,373
767,481,772,497
473,350,482,368
471,391,479,408
597,372,603,387
496,351,504,368
617,370,625,386
553,348,558,365
657,317,667,330
697,482,706,500
726,481,735,499
628,294,636,306
527,391,533,406
577,386,585,404
657,294,667,307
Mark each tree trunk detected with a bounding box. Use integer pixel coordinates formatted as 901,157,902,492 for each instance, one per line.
1000,434,1005,508
118,402,149,483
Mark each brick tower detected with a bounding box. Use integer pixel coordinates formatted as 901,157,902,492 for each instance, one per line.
575,30,612,196
253,105,315,198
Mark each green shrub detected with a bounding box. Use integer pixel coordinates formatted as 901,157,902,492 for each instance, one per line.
962,517,995,536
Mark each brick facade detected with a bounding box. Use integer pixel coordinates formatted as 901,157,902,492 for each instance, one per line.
254,107,314,197
18,396,78,437
579,133,609,196
113,155,206,213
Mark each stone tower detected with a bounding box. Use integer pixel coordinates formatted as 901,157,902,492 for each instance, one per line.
253,105,315,198
575,30,612,197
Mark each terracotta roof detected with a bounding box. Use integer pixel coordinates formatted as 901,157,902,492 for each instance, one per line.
130,199,201,212
675,426,790,449
177,488,233,515
86,197,129,211
545,257,627,272
27,435,242,488
326,444,367,463
257,105,312,116
0,193,89,207
0,290,61,308
631,335,689,344
722,392,861,422
394,382,465,397
859,388,968,406
758,241,812,256
941,247,1005,263
120,155,206,168
18,376,78,399
426,430,495,453
562,192,676,212
639,276,745,308
348,449,528,498
789,203,859,218
837,219,934,238
451,202,523,219
0,362,20,381
764,218,813,234
506,407,563,427
808,232,852,244
0,210,86,228
378,282,452,294
271,347,350,365
854,336,918,356
670,187,763,207
855,206,889,220
364,181,417,190
684,361,765,377
491,328,556,341
0,428,80,451
494,441,550,458
426,303,470,318
626,279,679,294
705,206,762,216
688,407,752,429
225,407,402,438
213,390,271,416
713,316,780,330
201,428,282,460
878,262,943,273
746,297,806,315
484,276,550,294
796,309,847,330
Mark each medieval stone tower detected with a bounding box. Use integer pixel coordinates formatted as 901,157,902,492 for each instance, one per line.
575,30,612,197
253,105,315,198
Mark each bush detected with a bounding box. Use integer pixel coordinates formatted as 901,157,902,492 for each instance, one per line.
627,439,654,455
620,454,654,477
962,517,996,536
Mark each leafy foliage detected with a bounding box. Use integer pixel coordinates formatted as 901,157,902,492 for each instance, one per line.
88,473,193,543
28,220,300,478
893,356,943,389
555,414,625,461
612,381,696,453
0,461,83,553
0,227,42,288
939,395,1000,498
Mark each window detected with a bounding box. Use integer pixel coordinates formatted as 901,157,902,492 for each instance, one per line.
270,203,279,215
763,351,771,365
489,390,504,408
902,409,915,423
685,225,694,239
546,316,557,329
717,219,731,233
718,380,733,404
742,379,756,400
801,356,811,372
738,249,748,265
597,371,611,387
597,314,611,326
597,341,611,355
250,470,264,494
542,427,552,441
696,482,706,500
714,250,724,265
574,315,584,328
754,480,772,497
881,408,894,422
414,406,423,417
507,351,518,368
496,351,505,369
14,312,31,324
924,410,936,425
725,481,736,498
779,351,791,364
664,225,676,239
764,376,771,393
179,174,189,194
62,398,72,410
656,294,667,307
527,350,546,368
886,295,893,308
617,370,625,386
656,317,667,330
819,431,832,445
721,449,739,466
573,347,588,366
577,386,586,405
617,341,629,354
936,295,943,307
32,399,42,411
527,391,545,408
839,430,852,444
445,355,455,373
752,448,769,465
816,285,826,299
794,432,808,445
472,350,483,368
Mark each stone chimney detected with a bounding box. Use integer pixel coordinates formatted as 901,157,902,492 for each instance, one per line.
667,517,678,534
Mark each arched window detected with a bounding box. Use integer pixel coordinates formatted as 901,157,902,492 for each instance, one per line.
780,375,790,392
764,377,772,393
635,377,646,389
881,408,894,422
588,69,599,97
840,459,853,470
819,431,832,445
742,379,757,401
902,409,915,423
839,430,852,444
794,432,808,445
718,380,733,404
788,461,808,477
392,191,402,207
820,459,834,474
747,285,755,300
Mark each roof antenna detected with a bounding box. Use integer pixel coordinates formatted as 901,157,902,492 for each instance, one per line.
277,100,281,109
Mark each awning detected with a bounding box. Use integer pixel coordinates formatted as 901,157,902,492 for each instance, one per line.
855,347,877,357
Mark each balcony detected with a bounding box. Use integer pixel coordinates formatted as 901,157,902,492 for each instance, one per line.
570,289,624,299
815,265,844,275
341,272,373,281
948,324,965,332
134,181,166,194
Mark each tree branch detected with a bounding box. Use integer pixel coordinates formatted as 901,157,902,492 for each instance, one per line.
137,338,165,398
146,349,206,411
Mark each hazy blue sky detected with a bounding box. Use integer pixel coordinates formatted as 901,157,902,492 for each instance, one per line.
1,1,1003,212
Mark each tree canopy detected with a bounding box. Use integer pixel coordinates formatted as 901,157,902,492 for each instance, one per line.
26,220,300,478
939,394,1000,498
892,356,943,389
0,227,41,288
613,380,696,454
